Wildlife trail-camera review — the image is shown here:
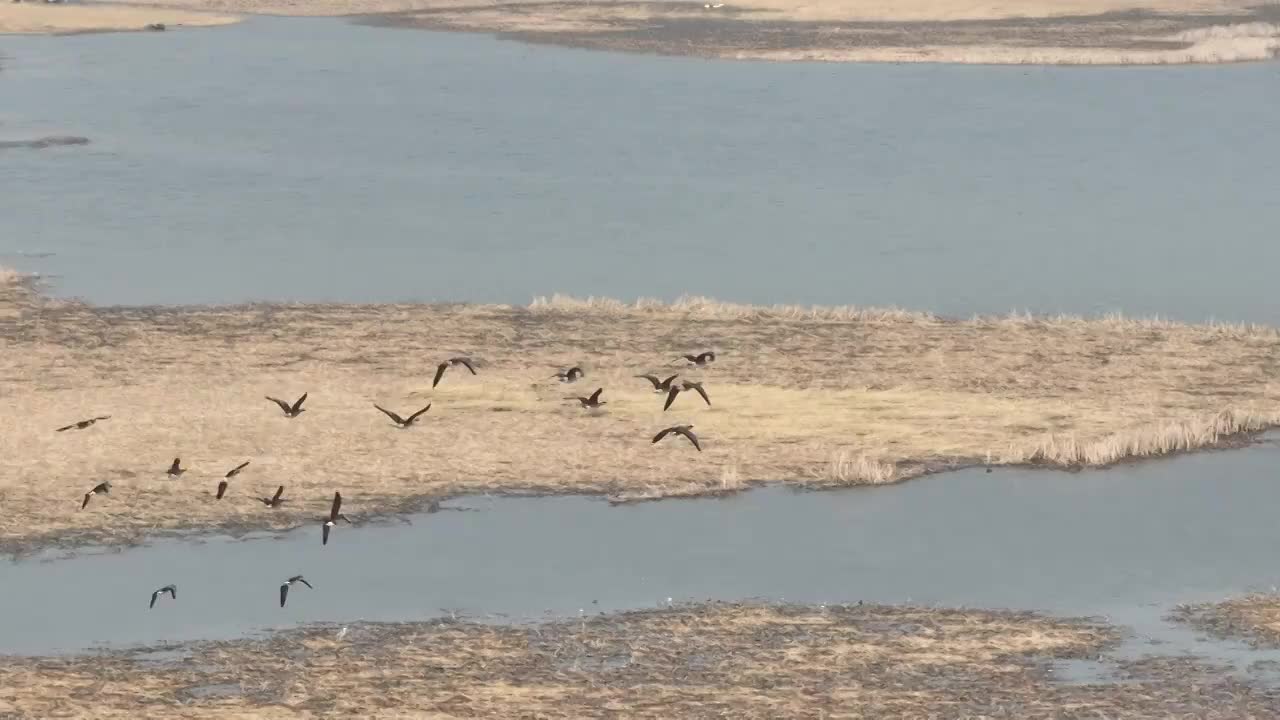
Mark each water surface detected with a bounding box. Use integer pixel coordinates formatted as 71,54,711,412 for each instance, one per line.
2,19,1279,321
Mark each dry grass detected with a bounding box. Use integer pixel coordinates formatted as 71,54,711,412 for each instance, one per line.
3,279,1280,553
5,601,1279,718
0,2,237,34
1172,593,1280,648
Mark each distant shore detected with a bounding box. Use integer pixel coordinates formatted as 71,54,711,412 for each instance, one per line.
13,0,1272,64
3,271,1280,554
0,1,236,35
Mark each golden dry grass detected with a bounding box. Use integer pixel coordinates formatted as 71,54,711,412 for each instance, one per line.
1173,593,1280,648
3,276,1280,552
5,601,1278,717
0,2,237,34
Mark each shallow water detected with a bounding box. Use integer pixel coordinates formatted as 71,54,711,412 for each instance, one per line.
5,441,1280,658
3,18,1280,322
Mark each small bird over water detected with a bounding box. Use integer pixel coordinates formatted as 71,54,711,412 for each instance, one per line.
554,366,585,383
576,388,606,409
81,481,111,509
166,458,185,478
56,416,111,432
652,424,702,452
260,485,286,508
266,393,308,418
680,351,716,367
433,357,477,388
373,403,432,428
149,584,177,609
664,381,711,411
636,374,679,393
322,491,352,546
280,575,313,607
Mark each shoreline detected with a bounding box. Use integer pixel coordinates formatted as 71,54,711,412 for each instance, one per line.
4,273,1280,555
4,0,1276,64
0,1,238,35
4,600,1280,716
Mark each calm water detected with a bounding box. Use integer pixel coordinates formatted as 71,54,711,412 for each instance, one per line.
5,441,1280,656
1,18,1279,321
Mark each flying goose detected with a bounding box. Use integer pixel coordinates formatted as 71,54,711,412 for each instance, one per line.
374,403,432,428
259,485,286,508
679,351,716,367
554,366,585,383
266,393,308,418
81,481,111,509
636,374,679,392
576,388,606,409
322,491,352,546
149,584,177,609
663,381,711,411
433,357,476,388
652,424,702,452
56,415,111,432
280,575,313,607
166,458,185,478
225,461,251,479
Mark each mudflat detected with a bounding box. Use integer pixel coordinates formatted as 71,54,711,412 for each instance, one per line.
0,2,236,34
3,273,1279,553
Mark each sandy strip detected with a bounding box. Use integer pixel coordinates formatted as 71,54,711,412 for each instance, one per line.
0,2,237,34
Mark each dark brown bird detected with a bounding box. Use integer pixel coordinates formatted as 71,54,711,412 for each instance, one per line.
680,351,716,367
259,485,286,508
280,575,313,607
266,393,308,418
166,458,185,478
663,381,711,411
576,388,606,409
225,461,251,479
433,357,476,388
652,424,702,452
216,479,230,500
81,481,111,509
56,415,111,432
322,491,352,546
374,403,431,428
149,584,177,609
554,366,585,383
636,374,679,393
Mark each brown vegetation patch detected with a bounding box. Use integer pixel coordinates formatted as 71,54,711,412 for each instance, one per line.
3,278,1280,553
1172,593,1280,648
5,601,1279,717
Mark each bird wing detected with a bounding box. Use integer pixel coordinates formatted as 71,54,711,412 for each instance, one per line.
150,590,160,609
299,578,313,589
331,492,342,521
455,358,477,375
94,482,109,494
682,354,697,362
82,492,91,509
677,427,702,451
663,386,680,411
588,388,603,403
570,367,583,378
226,461,250,478
322,523,331,546
291,393,308,413
407,404,432,422
266,396,292,414
216,481,228,500
167,585,177,599
689,383,711,406
661,374,679,389
168,459,181,474
698,352,715,363
652,428,673,444
272,485,285,503
95,416,112,421
280,583,289,607
374,404,405,424
432,363,448,388
56,423,75,432
636,374,661,388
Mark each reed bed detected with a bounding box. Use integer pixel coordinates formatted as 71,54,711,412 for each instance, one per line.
2,278,1279,552
4,601,1278,717
1172,593,1280,649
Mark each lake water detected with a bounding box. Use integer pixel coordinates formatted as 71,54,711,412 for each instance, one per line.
5,440,1280,659
2,18,1279,322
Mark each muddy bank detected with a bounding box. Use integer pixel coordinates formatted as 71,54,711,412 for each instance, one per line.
5,601,1280,717
366,2,1280,64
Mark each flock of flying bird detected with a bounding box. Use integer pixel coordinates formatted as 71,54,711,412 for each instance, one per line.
62,351,719,610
